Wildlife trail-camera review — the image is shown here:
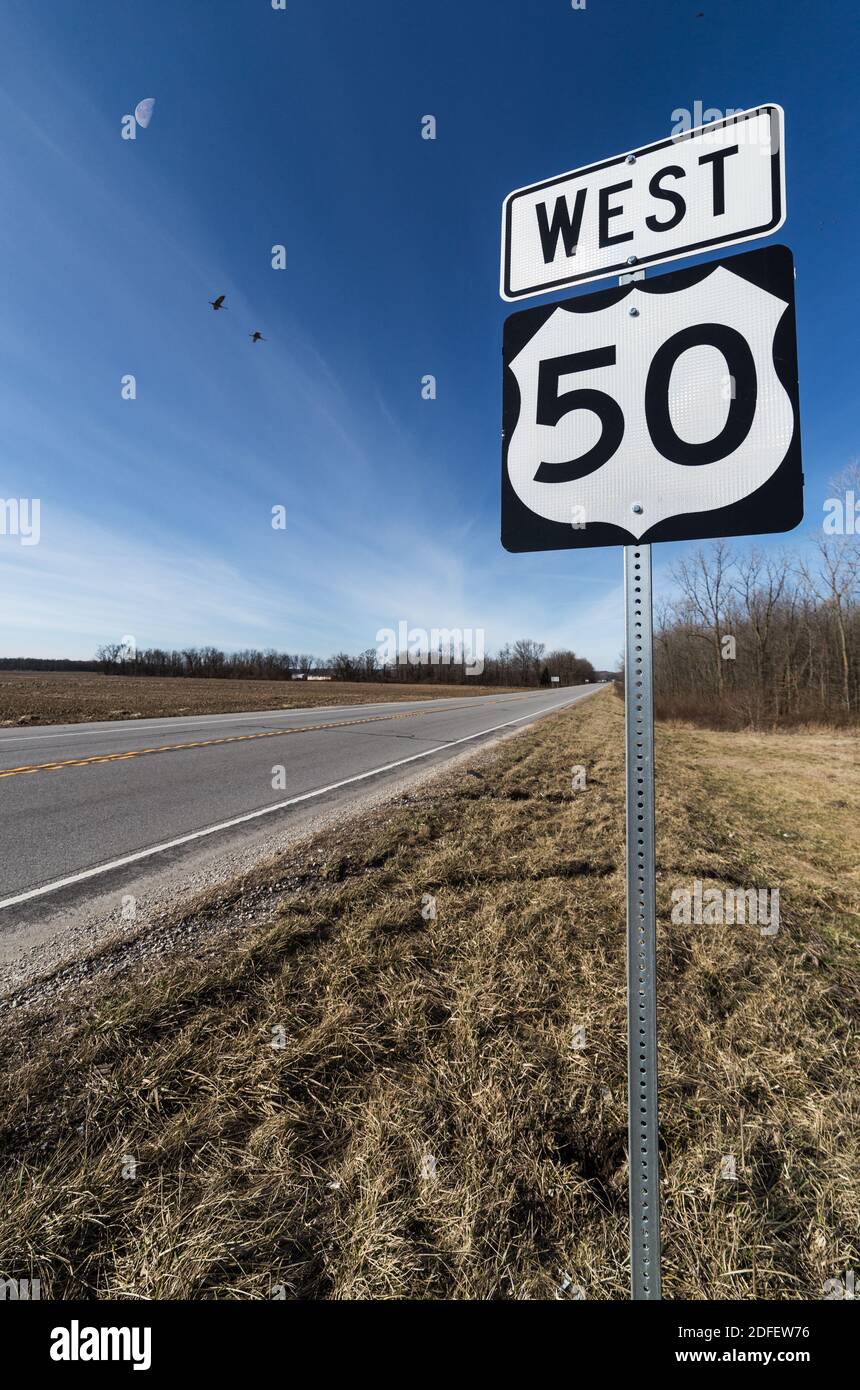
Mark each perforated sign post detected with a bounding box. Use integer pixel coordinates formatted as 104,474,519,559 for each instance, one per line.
500,120,801,1296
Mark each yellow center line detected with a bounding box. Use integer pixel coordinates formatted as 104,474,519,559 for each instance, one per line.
0,695,540,781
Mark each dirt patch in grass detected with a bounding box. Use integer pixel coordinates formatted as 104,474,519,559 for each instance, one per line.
0,695,856,1299
0,672,526,727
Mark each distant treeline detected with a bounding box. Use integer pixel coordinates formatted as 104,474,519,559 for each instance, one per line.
0,658,100,672
650,528,860,728
79,638,598,689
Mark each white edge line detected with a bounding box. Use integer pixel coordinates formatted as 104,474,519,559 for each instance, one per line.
0,690,597,910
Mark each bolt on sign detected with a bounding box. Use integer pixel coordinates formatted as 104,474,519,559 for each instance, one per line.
501,244,802,552
501,104,784,300
498,105,801,1302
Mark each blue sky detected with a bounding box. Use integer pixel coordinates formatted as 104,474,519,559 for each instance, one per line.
0,0,856,669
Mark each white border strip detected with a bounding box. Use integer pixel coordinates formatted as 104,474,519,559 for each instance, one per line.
0,690,596,910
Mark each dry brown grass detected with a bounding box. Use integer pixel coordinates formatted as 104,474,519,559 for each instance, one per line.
0,695,857,1299
0,672,524,727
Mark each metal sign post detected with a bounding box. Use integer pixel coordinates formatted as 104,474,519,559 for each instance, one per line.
624,542,661,1300
499,107,800,1303
618,266,661,1299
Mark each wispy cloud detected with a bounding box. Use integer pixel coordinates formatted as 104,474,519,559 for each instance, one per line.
0,17,624,668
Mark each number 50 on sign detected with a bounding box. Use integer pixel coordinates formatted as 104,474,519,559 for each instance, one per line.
501,244,802,553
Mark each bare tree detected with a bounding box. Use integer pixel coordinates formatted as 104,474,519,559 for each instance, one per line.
800,538,860,711
512,638,546,685
95,642,122,674
654,509,859,727
672,541,731,697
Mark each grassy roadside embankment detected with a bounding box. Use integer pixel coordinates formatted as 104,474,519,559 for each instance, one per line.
0,693,856,1299
0,672,528,727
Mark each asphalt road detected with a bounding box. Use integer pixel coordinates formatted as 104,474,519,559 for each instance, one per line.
0,685,602,912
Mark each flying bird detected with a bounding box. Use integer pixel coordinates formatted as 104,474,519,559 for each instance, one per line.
249,331,265,343
209,295,226,311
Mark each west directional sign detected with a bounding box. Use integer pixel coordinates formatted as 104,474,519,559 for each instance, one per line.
501,104,785,300
501,243,802,552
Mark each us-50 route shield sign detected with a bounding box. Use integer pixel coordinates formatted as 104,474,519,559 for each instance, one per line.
501,243,802,552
